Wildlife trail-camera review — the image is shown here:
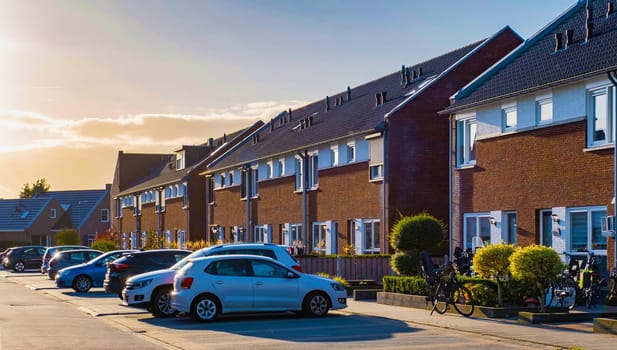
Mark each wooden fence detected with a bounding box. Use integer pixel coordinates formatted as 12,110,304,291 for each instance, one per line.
296,255,445,284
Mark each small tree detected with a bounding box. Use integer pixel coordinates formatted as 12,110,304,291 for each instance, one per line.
389,212,445,276
509,245,563,312
20,178,51,198
473,243,516,306
55,229,80,245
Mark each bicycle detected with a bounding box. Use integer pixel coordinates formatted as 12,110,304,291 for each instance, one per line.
543,266,577,310
421,251,475,317
600,266,617,305
563,250,608,308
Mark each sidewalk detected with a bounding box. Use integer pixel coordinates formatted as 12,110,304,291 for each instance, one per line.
342,299,617,349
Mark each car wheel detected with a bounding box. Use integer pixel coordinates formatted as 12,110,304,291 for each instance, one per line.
302,292,330,317
151,287,178,318
191,294,220,322
72,275,92,293
13,261,25,272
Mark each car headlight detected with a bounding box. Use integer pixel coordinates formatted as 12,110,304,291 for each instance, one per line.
131,278,153,289
330,282,345,292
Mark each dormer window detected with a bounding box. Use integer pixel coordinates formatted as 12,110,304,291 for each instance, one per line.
50,208,57,219
175,150,185,170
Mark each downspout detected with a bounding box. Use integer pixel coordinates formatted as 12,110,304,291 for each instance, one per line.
609,70,617,270
244,165,251,242
184,181,189,245
297,150,308,251
448,114,454,261
382,117,389,254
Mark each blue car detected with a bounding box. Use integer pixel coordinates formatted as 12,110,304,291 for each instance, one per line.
55,250,135,292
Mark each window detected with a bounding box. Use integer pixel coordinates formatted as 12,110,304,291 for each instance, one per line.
502,105,517,131
266,161,273,179
175,153,184,170
330,146,339,167
289,224,302,245
369,164,383,181
254,224,271,243
456,117,477,166
50,208,56,219
295,154,318,191
504,212,516,244
312,222,328,254
463,214,491,250
220,173,226,188
587,86,614,147
207,176,214,204
346,143,356,163
115,199,122,218
539,210,553,247
536,96,553,124
276,159,284,177
251,168,258,197
100,209,109,222
228,171,234,186
363,220,380,253
155,190,165,213
569,207,607,252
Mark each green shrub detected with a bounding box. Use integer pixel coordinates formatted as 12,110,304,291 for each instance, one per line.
390,251,421,276
383,275,427,295
510,245,563,312
473,243,516,306
55,229,80,245
465,282,498,307
389,213,445,251
91,239,118,252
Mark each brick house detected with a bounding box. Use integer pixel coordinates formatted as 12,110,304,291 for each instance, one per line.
202,27,522,255
110,123,262,248
0,197,64,247
442,0,617,271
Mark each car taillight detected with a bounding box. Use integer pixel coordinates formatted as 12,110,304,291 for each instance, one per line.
50,260,56,267
111,263,129,271
292,265,302,272
180,277,194,289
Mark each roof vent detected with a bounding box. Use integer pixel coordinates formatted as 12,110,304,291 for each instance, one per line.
288,108,292,121
375,93,382,106
400,65,406,86
270,119,274,132
325,96,330,111
417,67,422,77
252,134,259,145
411,69,417,80
347,86,351,101
381,91,387,103
565,29,574,48
335,96,340,106
207,138,214,147
554,32,563,51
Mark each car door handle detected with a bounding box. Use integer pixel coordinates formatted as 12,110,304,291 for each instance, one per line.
255,281,263,286
215,280,224,285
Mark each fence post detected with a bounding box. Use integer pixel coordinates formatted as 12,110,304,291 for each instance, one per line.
337,256,342,277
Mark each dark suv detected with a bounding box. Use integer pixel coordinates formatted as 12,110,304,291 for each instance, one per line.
104,249,190,297
2,245,46,272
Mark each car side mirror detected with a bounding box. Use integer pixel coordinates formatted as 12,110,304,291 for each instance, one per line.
287,271,298,279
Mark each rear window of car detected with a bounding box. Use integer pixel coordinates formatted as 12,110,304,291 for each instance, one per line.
209,248,276,259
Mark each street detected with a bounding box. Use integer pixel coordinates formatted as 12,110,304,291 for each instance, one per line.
0,269,609,349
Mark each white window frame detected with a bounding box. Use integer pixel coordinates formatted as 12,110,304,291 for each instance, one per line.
330,145,339,167
504,211,517,245
100,209,109,222
295,153,318,191
536,94,553,125
266,161,273,179
502,103,517,131
567,206,607,254
250,167,259,198
369,164,383,181
50,208,56,219
463,213,491,250
346,142,356,163
277,159,285,177
539,209,553,247
456,115,477,167
362,219,380,254
587,85,615,147
312,222,328,254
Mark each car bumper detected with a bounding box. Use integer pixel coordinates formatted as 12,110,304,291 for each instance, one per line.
104,278,124,294
171,291,192,314
55,276,71,288
122,289,151,308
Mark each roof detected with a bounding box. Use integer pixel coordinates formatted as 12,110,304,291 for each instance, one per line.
36,189,108,227
117,124,263,196
445,0,617,113
207,36,494,171
0,198,54,231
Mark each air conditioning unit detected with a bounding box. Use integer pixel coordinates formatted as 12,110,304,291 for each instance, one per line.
601,216,615,237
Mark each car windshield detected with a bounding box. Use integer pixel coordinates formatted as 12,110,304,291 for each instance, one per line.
86,251,123,265
170,249,209,270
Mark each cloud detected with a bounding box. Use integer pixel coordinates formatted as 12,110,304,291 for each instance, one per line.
0,99,307,154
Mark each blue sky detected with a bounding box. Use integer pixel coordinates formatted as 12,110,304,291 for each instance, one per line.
0,0,573,197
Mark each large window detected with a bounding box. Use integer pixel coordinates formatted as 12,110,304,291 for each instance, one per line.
463,214,491,250
363,220,380,253
569,207,607,252
502,105,517,131
536,96,553,124
587,86,614,147
456,117,477,166
312,222,328,254
295,154,318,191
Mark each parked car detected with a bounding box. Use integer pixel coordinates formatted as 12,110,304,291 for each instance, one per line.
104,249,191,298
55,250,135,292
123,243,302,317
41,245,89,274
47,249,104,280
171,254,347,322
0,247,17,268
2,245,46,272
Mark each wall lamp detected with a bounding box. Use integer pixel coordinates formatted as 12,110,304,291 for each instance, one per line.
488,216,497,226
551,214,560,224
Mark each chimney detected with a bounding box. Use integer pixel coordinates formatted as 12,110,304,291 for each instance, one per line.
325,96,330,111
554,32,563,51
207,138,214,147
223,133,227,143
585,5,593,42
347,86,351,101
270,120,274,132
565,29,574,48
288,108,292,121
400,65,406,86
375,93,382,106
405,67,411,87
608,1,614,17
418,67,422,77
381,91,387,103
411,69,417,80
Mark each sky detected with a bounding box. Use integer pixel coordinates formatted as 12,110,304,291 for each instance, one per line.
0,0,573,199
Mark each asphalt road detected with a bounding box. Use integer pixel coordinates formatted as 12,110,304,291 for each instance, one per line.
0,269,581,349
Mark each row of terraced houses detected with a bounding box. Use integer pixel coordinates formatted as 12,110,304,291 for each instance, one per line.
2,0,616,272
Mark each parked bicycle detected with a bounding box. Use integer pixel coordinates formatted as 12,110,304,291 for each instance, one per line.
602,266,617,305
543,264,577,310
562,250,611,308
421,251,475,317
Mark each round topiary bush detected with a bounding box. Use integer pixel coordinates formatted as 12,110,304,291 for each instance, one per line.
390,251,421,276
389,213,445,252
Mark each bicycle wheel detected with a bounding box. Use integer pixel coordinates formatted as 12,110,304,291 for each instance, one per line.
452,285,475,317
430,283,448,314
542,280,556,309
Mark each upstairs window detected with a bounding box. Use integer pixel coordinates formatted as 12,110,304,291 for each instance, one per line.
295,154,318,191
50,208,56,219
502,104,517,131
330,146,339,167
587,86,614,147
456,117,477,167
536,96,553,124
207,176,214,204
346,143,356,163
100,209,109,222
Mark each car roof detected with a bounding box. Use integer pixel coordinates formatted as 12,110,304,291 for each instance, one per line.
190,254,281,264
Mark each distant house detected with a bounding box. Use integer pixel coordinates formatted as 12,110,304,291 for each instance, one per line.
0,197,64,246
442,0,617,270
35,186,112,245
202,27,522,254
110,123,263,248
